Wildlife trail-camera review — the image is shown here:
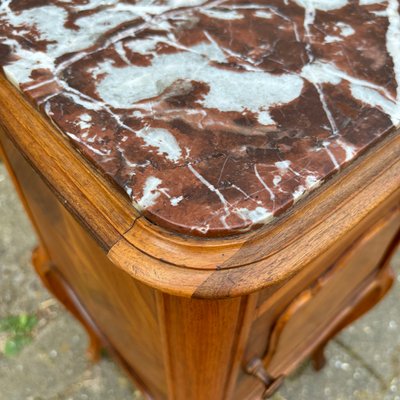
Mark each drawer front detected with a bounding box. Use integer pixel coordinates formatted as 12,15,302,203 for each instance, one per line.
262,207,400,379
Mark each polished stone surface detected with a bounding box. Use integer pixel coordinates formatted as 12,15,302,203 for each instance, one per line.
0,0,398,236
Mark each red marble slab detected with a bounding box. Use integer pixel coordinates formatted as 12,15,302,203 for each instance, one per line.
0,0,398,236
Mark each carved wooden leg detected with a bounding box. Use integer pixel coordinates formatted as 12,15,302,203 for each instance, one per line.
32,245,103,362
311,262,395,371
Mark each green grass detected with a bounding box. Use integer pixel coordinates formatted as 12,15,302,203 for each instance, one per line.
0,314,38,356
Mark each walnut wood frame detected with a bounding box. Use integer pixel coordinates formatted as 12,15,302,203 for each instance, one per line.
0,73,399,399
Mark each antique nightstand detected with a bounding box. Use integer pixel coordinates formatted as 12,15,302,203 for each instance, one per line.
0,1,399,399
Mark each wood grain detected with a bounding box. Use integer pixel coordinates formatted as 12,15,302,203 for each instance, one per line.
157,294,253,400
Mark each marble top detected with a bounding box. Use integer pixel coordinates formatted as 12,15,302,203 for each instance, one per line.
0,0,398,237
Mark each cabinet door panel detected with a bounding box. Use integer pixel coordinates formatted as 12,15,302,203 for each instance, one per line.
264,208,400,378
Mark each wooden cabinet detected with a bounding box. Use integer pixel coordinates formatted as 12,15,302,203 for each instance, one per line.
2,2,400,398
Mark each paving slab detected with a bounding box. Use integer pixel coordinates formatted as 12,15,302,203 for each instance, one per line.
0,162,137,400
0,163,42,317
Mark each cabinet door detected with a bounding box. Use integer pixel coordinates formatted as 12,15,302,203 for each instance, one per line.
248,208,400,397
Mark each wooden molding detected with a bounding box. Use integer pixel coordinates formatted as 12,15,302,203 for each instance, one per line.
0,73,399,298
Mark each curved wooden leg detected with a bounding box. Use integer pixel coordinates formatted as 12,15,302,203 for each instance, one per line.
311,344,327,371
311,263,394,372
32,245,103,362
